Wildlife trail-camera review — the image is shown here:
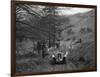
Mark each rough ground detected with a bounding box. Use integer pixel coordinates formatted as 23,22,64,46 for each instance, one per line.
16,41,95,73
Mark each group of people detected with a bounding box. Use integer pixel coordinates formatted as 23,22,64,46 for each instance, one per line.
33,40,60,58
33,38,82,58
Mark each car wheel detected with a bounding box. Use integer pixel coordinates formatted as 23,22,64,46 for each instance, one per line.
50,58,56,65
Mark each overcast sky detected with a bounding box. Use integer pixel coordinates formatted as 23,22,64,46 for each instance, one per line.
36,5,94,15
57,7,93,15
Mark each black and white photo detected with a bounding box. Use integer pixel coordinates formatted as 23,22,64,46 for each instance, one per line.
11,1,97,76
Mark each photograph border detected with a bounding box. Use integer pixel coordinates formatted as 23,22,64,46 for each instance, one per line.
11,0,97,76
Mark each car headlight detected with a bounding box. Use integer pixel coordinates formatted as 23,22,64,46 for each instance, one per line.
52,55,55,58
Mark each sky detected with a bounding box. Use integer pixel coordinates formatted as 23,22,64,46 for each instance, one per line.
36,5,94,15
57,7,93,15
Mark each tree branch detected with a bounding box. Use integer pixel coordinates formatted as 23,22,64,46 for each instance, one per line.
16,20,55,37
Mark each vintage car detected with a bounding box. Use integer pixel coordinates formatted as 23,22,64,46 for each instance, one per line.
51,51,68,64
47,46,68,64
